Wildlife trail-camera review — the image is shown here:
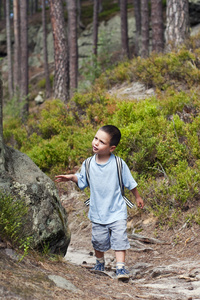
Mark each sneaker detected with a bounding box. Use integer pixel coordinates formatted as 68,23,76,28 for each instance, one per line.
92,260,105,271
116,267,130,279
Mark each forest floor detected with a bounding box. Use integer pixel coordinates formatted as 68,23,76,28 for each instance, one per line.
0,182,200,300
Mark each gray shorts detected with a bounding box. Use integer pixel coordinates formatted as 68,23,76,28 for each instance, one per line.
91,219,130,252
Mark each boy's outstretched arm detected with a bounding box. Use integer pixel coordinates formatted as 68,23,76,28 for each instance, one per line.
131,187,144,209
55,174,78,184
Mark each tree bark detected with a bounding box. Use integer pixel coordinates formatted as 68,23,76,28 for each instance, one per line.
6,0,13,97
93,0,99,56
49,0,69,103
13,0,21,93
0,78,5,172
67,0,78,95
120,0,129,58
151,0,164,53
141,0,149,58
20,0,29,118
165,0,190,51
133,0,141,56
42,0,51,98
77,0,85,29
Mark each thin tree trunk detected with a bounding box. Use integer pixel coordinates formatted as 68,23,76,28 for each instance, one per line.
120,0,129,58
141,0,149,58
20,0,29,118
13,0,21,93
49,0,69,102
67,0,78,95
93,0,99,56
0,0,2,20
77,0,85,29
133,0,141,56
42,0,51,98
6,0,13,97
151,0,164,53
0,78,5,172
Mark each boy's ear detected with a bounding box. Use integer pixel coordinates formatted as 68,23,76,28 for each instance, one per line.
110,145,116,152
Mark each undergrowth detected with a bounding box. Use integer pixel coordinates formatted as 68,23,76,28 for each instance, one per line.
0,191,32,260
3,44,200,228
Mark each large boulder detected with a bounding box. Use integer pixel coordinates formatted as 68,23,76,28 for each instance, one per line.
1,145,70,256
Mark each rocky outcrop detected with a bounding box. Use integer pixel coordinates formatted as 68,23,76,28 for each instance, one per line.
1,145,70,256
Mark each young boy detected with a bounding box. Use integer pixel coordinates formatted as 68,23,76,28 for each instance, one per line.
55,125,144,279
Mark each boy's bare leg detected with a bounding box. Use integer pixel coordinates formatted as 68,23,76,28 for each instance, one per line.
115,250,126,263
95,249,104,259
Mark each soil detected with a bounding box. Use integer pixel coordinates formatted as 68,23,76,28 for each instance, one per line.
1,182,199,300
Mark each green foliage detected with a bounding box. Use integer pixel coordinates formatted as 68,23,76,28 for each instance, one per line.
0,191,32,258
97,48,200,91
3,94,27,120
3,41,200,228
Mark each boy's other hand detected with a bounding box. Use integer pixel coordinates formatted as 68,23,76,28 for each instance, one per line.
55,174,78,184
136,196,144,209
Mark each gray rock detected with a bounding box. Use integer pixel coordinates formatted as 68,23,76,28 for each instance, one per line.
48,275,79,292
1,145,70,256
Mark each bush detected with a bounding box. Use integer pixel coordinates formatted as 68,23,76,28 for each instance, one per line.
0,191,32,258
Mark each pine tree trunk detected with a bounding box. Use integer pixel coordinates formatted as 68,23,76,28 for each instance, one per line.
49,0,69,103
6,0,13,97
133,0,141,56
13,0,21,93
42,0,51,98
120,0,129,58
141,0,149,58
165,0,190,50
0,78,5,172
67,0,78,95
93,0,99,56
77,0,85,29
20,0,29,118
151,0,164,53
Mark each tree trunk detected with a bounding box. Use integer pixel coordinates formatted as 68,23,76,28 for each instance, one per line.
133,0,141,56
141,0,149,58
0,78,5,172
165,0,189,51
93,0,99,56
77,0,85,29
67,0,78,95
120,0,129,58
6,0,13,97
49,0,69,103
42,0,51,98
0,0,2,20
20,0,29,118
151,0,164,53
13,0,21,93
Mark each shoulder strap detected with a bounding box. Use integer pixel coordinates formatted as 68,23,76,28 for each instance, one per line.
115,156,124,196
115,156,135,209
85,156,93,187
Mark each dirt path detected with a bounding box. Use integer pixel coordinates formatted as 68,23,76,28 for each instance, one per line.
0,184,200,299
59,184,200,300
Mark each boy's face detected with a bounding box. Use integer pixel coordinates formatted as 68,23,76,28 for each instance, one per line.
92,130,116,156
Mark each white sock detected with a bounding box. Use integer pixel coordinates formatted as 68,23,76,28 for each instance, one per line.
96,257,104,264
116,262,125,269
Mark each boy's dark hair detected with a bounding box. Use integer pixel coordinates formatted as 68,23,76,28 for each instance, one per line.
100,125,121,146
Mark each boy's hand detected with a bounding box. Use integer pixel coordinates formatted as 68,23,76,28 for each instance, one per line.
55,174,78,183
136,196,144,209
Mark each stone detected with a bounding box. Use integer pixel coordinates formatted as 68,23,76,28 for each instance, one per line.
48,275,80,293
35,91,44,105
1,145,70,256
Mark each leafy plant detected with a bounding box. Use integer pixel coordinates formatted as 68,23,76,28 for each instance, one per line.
0,191,32,259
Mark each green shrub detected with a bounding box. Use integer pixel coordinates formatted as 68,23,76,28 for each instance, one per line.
0,191,32,258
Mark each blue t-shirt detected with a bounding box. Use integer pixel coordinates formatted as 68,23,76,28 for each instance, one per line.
76,153,137,224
